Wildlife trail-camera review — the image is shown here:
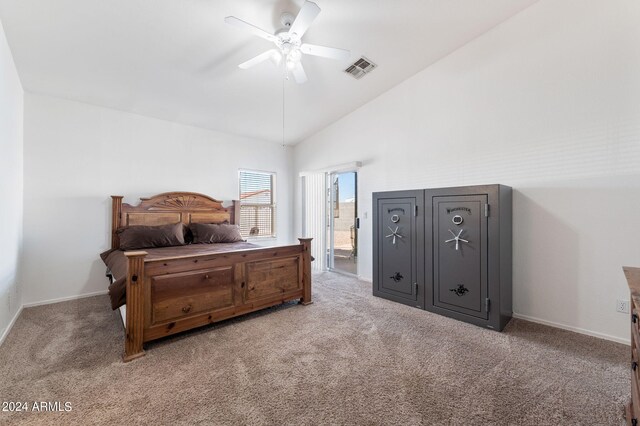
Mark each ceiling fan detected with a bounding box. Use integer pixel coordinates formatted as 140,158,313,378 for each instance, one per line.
224,1,350,84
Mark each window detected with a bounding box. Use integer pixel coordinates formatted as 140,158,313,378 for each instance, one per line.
239,170,276,238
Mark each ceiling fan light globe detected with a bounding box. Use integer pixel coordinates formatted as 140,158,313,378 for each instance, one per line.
289,49,302,62
270,50,283,66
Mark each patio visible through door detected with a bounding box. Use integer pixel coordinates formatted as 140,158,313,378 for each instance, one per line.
329,171,358,275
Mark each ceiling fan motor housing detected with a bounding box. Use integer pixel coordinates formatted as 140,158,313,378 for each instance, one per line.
280,12,295,28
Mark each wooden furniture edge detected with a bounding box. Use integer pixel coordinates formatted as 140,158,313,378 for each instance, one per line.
111,196,123,249
625,266,640,425
140,244,303,264
123,251,147,362
144,289,305,341
230,199,240,228
298,238,313,305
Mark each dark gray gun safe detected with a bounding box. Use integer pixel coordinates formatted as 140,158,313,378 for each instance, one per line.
373,184,512,331
372,190,425,308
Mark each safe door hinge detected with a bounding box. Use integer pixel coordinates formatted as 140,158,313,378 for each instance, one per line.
485,298,491,312
415,282,418,294
414,205,418,216
484,204,490,217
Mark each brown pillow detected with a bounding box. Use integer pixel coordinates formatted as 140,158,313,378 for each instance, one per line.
117,223,186,250
191,223,244,244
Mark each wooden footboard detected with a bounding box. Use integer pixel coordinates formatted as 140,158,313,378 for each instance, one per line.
122,238,312,362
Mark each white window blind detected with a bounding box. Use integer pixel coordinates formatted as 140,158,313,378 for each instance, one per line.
239,170,276,238
301,173,326,271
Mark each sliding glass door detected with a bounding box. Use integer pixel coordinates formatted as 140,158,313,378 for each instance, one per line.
328,171,358,275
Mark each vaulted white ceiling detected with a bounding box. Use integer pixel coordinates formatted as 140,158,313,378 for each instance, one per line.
0,0,537,144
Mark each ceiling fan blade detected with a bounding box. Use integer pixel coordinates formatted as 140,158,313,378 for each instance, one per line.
291,62,308,84
239,49,279,69
288,1,321,39
300,43,350,61
224,16,277,42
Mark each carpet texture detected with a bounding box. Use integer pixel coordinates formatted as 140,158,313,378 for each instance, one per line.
0,272,630,425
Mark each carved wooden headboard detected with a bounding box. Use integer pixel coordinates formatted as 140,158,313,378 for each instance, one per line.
111,192,240,249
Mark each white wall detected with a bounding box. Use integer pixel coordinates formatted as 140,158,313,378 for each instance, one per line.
22,93,294,305
0,17,23,341
293,1,640,343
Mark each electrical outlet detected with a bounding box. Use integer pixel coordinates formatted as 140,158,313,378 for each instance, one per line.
616,299,630,314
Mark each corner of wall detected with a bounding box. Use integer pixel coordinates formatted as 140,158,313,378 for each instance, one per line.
0,13,25,345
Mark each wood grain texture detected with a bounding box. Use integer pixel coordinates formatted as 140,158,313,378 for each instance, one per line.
111,196,123,249
625,267,640,312
143,289,304,341
151,266,235,323
143,245,302,270
245,257,301,300
299,238,313,305
111,192,239,249
626,266,640,425
123,251,147,362
109,192,312,361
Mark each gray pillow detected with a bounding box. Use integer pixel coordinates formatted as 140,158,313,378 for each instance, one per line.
117,223,186,250
191,223,244,244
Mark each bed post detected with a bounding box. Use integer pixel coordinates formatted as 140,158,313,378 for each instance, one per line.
298,238,313,305
230,200,241,225
123,251,147,362
111,196,123,249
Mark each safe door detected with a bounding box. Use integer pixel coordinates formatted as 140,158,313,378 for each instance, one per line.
432,194,488,319
373,192,424,308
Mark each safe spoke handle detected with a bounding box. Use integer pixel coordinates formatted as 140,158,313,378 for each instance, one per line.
445,228,469,251
385,226,403,245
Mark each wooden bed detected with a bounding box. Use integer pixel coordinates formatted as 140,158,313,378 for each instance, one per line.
109,192,312,362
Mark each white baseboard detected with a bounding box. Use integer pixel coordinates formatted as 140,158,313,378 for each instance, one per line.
23,290,108,308
0,305,24,347
512,312,630,346
358,275,373,283
1,290,109,347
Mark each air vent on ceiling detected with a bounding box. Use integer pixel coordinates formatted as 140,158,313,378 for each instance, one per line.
344,56,377,79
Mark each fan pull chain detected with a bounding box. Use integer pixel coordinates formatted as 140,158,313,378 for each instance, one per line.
282,66,286,148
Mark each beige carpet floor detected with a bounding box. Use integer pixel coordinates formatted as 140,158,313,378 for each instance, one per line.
0,272,630,425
